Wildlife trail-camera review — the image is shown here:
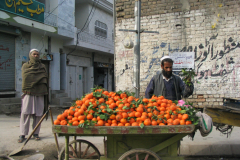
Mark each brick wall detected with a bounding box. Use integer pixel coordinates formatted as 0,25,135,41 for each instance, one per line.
115,0,240,108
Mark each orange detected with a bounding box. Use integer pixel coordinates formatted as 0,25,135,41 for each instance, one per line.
182,114,189,120
167,119,173,124
141,115,148,121
144,119,151,126
76,100,83,106
159,123,165,126
116,114,122,121
72,117,78,122
79,120,85,124
74,112,81,118
105,123,110,126
129,118,135,124
112,120,117,124
87,114,93,120
173,119,180,125
97,120,104,126
110,114,116,120
180,120,186,125
78,109,84,115
136,107,144,113
178,114,183,120
60,120,67,125
57,114,65,121
118,123,124,126
122,112,128,119
164,114,170,119
67,115,73,120
135,112,142,118
111,123,118,126
78,115,86,121
125,123,131,126
131,122,139,126
151,120,158,126
54,119,60,125
72,121,79,126
142,98,149,103
186,121,192,125
120,118,127,124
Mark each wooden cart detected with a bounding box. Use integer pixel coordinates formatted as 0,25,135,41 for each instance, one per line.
52,125,195,160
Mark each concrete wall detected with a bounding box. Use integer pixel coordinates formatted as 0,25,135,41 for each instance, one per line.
58,0,75,38
88,5,114,40
51,37,63,53
75,3,90,31
15,31,31,97
30,32,48,54
115,0,240,108
94,53,114,64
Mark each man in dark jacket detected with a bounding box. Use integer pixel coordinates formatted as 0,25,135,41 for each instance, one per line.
145,56,194,101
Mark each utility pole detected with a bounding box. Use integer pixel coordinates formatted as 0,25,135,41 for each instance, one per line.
134,0,141,98
119,0,158,98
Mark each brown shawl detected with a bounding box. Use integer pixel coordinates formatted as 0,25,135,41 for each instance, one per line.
22,52,48,96
22,50,49,119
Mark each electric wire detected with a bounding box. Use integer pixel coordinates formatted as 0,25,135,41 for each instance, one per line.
36,0,66,50
66,0,99,56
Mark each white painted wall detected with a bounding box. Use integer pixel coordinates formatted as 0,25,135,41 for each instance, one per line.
30,32,48,55
49,0,58,15
88,6,113,40
15,31,31,97
58,0,75,38
51,37,63,53
75,3,90,31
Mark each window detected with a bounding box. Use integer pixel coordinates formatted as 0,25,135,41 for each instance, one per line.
95,20,108,39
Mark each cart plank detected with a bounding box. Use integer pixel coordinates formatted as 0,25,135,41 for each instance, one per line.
52,125,195,135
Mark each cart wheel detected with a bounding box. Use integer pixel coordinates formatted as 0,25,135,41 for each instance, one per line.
59,139,100,160
118,148,161,160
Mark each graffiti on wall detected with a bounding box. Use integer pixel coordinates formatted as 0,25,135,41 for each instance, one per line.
116,34,240,92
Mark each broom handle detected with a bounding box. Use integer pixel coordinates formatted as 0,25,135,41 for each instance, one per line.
49,107,60,154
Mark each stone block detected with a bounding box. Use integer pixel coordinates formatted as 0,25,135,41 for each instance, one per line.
196,99,206,102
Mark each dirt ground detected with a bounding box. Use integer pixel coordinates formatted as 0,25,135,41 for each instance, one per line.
0,143,58,160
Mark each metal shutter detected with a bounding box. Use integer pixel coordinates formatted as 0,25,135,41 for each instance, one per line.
0,32,15,91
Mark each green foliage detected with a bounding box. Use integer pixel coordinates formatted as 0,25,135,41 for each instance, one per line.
180,102,200,125
140,123,144,129
78,120,96,128
180,68,199,86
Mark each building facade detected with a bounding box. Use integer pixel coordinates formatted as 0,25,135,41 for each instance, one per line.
0,0,114,103
114,0,240,108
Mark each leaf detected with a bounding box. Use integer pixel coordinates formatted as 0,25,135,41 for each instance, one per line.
180,110,186,114
106,108,112,113
123,106,129,110
194,121,199,125
100,115,106,120
140,123,144,129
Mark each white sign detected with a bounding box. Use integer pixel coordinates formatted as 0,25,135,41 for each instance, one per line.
169,52,195,71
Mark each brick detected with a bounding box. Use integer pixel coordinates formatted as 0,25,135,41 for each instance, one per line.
196,99,206,102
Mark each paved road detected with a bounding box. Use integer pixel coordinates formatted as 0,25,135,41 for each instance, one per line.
0,112,240,160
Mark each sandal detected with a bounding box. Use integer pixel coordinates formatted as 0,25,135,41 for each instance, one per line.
33,134,40,141
18,135,26,143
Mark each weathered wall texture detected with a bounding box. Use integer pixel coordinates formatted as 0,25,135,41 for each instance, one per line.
115,0,240,108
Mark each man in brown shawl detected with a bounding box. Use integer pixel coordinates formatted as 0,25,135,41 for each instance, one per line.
18,49,48,143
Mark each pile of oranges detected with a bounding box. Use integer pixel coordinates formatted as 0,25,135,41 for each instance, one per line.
54,89,192,127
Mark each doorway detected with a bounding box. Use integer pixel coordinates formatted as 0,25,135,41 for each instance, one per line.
94,68,108,89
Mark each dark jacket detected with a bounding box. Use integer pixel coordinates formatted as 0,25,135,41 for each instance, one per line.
145,73,194,100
